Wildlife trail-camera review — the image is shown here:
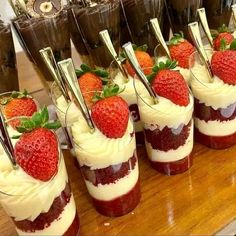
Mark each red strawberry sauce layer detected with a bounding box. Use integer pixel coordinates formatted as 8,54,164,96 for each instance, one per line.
13,183,79,235
194,99,236,122
92,179,141,217
150,154,192,175
195,128,236,149
144,121,192,151
80,154,137,186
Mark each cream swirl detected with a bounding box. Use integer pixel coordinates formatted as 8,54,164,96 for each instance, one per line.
0,145,68,222
190,64,236,110
70,108,135,169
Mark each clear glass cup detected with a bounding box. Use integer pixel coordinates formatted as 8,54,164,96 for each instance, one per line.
120,0,165,56
165,0,203,41
189,50,236,149
0,116,80,236
0,21,19,93
66,101,141,217
109,61,144,144
134,77,193,175
12,10,71,92
69,0,120,68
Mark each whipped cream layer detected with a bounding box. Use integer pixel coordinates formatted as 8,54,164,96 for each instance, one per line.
145,121,193,162
85,161,139,201
113,71,143,132
195,117,236,136
136,82,193,130
156,56,191,85
190,64,236,110
0,145,68,221
16,195,76,236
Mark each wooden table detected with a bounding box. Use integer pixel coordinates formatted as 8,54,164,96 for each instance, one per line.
1,51,236,235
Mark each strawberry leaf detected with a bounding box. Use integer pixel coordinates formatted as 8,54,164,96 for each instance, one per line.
44,121,61,130
75,69,84,77
93,69,109,78
146,72,156,82
0,98,9,105
80,64,91,72
167,32,185,46
41,107,49,124
11,134,21,139
230,39,236,50
32,112,42,127
220,38,227,51
218,24,229,33
136,44,148,52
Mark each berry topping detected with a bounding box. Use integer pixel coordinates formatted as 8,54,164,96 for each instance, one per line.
211,40,236,85
148,60,189,106
14,107,61,181
167,32,195,69
1,90,37,129
76,64,107,109
212,24,234,51
91,84,129,139
122,44,154,77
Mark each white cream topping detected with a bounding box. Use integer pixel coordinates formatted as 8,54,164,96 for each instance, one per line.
85,161,139,201
195,117,236,136
0,145,69,221
190,63,236,110
15,195,77,236
145,121,193,162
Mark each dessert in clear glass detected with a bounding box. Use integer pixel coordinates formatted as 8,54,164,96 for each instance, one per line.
66,88,140,217
0,20,19,93
0,110,80,235
135,62,193,175
189,49,236,149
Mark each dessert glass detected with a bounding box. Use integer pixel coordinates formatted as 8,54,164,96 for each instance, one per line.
189,50,236,149
120,0,165,56
69,0,120,68
12,10,71,91
66,102,141,217
0,118,80,236
134,77,194,175
165,0,202,41
0,22,19,93
109,61,144,144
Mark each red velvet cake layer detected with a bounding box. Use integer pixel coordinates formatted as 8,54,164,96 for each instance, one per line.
92,179,141,217
150,153,192,175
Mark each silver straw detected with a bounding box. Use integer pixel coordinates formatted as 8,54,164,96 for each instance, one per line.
122,42,158,104
99,29,128,81
57,58,95,132
197,8,214,48
188,22,214,82
150,18,171,59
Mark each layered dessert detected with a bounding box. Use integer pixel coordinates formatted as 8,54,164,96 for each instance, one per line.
136,61,193,175
12,10,71,87
0,20,19,93
165,0,202,41
120,0,165,55
72,0,120,68
0,108,79,235
190,48,236,149
68,86,140,216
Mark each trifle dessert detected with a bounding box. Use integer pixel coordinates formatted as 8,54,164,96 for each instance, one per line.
0,108,80,235
155,32,195,84
135,60,193,175
190,42,236,149
67,85,140,216
112,45,154,144
0,19,19,93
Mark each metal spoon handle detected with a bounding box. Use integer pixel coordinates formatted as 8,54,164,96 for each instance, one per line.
57,58,95,131
188,22,213,82
232,4,236,25
197,8,213,48
150,18,171,59
122,42,158,104
40,47,70,101
99,29,128,79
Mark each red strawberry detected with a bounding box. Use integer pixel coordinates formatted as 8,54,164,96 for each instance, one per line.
168,32,195,69
14,108,61,181
124,45,154,77
150,61,189,106
213,24,234,51
1,90,37,128
76,64,106,109
211,50,236,85
91,85,129,138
